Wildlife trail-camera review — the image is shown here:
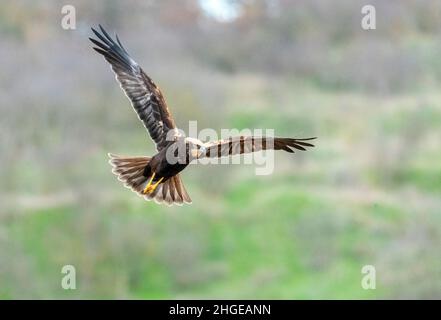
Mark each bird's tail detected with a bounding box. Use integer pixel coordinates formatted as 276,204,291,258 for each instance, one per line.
108,153,192,206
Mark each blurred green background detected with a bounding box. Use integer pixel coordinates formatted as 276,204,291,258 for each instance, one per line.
0,0,440,299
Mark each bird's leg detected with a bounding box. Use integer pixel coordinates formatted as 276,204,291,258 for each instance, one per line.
143,172,156,194
146,177,164,194
143,172,164,194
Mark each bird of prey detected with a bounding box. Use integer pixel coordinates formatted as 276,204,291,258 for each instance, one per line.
90,25,316,206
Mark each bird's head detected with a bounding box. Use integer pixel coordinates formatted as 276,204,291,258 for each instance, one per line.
185,137,206,159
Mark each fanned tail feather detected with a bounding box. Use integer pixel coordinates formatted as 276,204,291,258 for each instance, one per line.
108,153,192,206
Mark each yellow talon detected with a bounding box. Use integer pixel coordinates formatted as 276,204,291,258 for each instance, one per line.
148,177,164,193
143,172,155,194
143,173,164,194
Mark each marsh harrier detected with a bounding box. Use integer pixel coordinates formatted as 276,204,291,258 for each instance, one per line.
90,25,316,206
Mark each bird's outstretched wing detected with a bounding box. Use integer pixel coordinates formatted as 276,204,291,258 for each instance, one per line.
203,136,316,158
90,25,176,151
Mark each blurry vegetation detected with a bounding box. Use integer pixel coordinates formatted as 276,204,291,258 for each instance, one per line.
0,0,440,299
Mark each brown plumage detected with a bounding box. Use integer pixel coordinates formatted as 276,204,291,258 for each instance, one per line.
204,137,316,157
108,154,191,205
90,25,316,206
